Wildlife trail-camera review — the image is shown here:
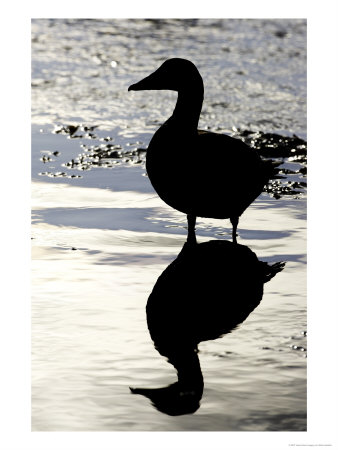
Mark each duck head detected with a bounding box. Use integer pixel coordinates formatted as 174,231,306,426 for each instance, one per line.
128,58,204,93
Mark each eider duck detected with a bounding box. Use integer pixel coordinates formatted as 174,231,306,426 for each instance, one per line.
130,240,285,415
128,58,275,243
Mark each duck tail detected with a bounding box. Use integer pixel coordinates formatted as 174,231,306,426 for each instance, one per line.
262,158,283,183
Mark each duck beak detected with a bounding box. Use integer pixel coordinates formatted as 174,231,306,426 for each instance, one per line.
128,81,144,91
128,68,163,91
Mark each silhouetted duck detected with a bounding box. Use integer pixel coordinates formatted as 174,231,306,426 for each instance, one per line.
130,240,285,415
129,58,276,243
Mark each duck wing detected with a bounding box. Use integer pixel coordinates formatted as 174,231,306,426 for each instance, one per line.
146,127,273,219
188,130,271,217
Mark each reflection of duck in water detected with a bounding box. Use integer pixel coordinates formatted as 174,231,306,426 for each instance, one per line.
130,240,284,415
128,58,278,243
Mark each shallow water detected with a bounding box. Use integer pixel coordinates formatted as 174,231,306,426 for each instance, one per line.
31,18,306,431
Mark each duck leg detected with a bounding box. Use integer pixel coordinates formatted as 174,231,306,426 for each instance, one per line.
187,214,197,245
230,216,239,243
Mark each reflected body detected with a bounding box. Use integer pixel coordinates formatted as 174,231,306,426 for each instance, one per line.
131,240,284,415
129,58,276,243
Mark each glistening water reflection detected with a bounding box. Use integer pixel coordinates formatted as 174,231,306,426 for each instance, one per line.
131,240,284,416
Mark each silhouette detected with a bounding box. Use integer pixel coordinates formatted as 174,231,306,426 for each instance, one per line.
130,240,284,415
128,58,278,243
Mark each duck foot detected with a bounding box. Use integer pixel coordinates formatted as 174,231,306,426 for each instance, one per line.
187,214,197,245
230,216,239,243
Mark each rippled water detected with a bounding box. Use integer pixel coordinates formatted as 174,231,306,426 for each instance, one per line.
31,18,306,431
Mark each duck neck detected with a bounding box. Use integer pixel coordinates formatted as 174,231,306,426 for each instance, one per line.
170,86,204,131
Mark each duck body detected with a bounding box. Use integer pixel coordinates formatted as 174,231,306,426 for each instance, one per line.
146,123,269,220
129,58,274,242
